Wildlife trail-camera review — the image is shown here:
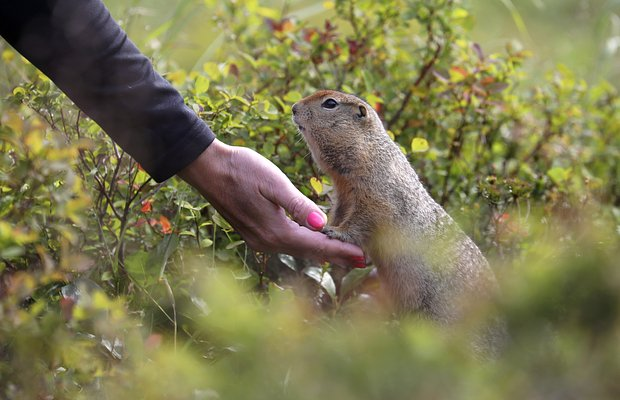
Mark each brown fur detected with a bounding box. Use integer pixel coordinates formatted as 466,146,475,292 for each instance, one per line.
293,91,505,350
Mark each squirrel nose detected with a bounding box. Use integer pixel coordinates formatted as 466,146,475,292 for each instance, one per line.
292,103,298,115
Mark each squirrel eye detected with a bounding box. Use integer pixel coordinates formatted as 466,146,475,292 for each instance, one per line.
321,98,339,109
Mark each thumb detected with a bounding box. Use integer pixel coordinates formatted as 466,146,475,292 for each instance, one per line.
262,174,327,231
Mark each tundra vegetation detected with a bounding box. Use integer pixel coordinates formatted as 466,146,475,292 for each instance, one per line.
0,0,619,398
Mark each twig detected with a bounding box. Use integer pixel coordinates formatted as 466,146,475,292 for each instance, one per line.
440,93,472,205
387,42,442,129
522,112,554,163
161,276,177,352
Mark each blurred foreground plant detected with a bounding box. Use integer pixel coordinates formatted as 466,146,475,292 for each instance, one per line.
4,218,616,399
1,0,619,398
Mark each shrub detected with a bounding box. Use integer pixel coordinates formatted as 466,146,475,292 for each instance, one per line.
1,0,619,398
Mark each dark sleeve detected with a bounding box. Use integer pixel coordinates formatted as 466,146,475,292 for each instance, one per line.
0,0,215,182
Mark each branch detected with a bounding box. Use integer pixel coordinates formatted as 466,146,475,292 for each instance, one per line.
387,42,442,129
523,112,554,163
440,93,472,206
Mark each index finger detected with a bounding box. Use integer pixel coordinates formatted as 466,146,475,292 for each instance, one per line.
279,223,365,267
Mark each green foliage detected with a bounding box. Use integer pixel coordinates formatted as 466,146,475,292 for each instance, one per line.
1,0,619,398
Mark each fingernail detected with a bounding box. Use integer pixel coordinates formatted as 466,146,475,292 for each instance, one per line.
307,211,325,230
351,256,367,268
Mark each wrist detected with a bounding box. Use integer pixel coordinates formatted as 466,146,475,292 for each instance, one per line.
177,139,231,193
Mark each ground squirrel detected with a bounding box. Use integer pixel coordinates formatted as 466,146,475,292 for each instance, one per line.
292,90,500,329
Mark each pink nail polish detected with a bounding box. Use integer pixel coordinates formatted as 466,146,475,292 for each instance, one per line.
307,211,325,229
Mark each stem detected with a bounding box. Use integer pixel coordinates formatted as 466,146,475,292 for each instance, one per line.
161,276,177,352
440,94,471,205
387,22,443,129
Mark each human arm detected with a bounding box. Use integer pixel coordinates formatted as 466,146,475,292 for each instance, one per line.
0,0,365,266
0,0,214,181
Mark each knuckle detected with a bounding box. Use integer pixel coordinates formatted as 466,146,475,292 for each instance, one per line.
286,196,308,222
245,237,262,251
315,241,329,263
246,230,281,253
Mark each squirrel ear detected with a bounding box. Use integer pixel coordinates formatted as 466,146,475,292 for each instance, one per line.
357,105,367,118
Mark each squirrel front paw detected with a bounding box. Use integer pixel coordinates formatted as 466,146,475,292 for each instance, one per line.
322,226,356,244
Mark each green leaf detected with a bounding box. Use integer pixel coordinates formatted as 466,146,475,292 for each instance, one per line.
124,250,152,287
177,200,206,212
151,233,179,280
239,52,258,68
278,254,298,271
340,266,373,299
411,137,429,153
0,246,25,259
200,238,214,248
100,271,113,281
212,212,233,231
195,75,210,94
225,240,245,250
366,94,382,108
12,87,26,97
262,141,275,156
231,95,251,106
261,100,279,118
362,70,374,93
303,266,336,303
547,167,571,186
283,91,302,103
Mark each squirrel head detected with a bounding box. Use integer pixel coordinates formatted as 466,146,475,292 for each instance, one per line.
292,90,385,176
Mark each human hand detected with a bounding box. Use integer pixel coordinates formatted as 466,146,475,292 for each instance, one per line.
178,139,366,267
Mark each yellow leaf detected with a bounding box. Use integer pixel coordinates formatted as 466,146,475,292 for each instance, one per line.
73,305,87,321
25,131,44,154
256,6,279,19
310,177,323,195
323,1,335,9
411,137,429,153
13,227,38,245
12,87,26,97
455,39,468,49
2,49,14,62
166,70,187,86
92,291,112,309
0,221,13,240
30,116,46,130
452,8,469,19
3,110,24,133
202,62,221,80
195,75,210,94
36,71,50,82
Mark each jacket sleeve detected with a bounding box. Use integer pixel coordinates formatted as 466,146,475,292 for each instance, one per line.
0,0,215,182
